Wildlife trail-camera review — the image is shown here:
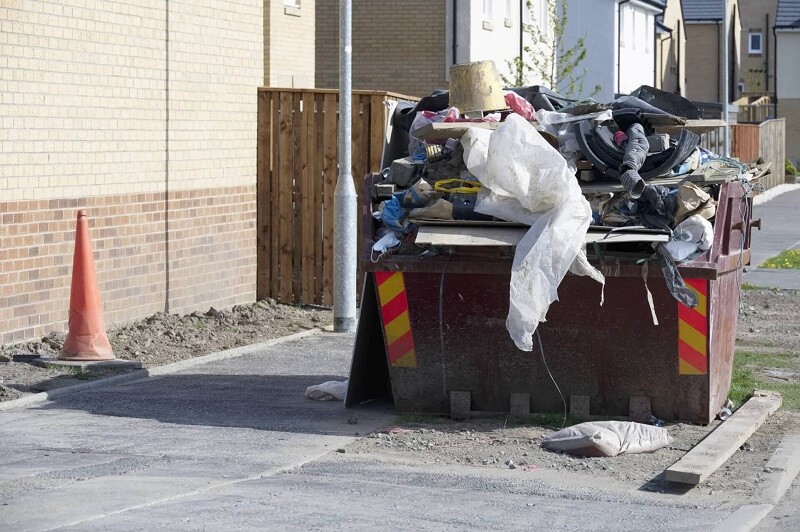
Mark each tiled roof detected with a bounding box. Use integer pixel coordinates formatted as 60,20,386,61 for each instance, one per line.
682,0,724,22
776,0,800,28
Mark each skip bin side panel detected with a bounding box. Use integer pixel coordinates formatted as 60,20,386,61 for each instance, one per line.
708,270,742,421
382,268,712,423
546,273,709,423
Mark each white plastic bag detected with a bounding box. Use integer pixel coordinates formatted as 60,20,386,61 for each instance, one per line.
665,215,714,261
462,114,604,351
305,380,348,401
542,421,673,457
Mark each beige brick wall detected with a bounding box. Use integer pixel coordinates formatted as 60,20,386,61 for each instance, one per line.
685,23,721,102
779,99,800,162
316,0,447,97
1,1,263,343
0,1,167,201
264,0,315,87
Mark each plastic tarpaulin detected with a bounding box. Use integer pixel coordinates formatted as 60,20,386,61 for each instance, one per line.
462,114,604,351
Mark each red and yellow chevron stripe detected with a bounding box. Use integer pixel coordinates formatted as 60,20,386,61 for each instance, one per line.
374,271,417,368
678,278,708,375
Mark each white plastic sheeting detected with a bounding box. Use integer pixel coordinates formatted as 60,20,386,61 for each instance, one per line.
462,114,604,351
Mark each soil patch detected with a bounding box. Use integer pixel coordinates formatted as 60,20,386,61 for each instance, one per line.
0,299,331,400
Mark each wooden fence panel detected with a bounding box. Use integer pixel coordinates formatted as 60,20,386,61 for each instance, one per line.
759,119,786,189
257,88,418,305
731,124,759,162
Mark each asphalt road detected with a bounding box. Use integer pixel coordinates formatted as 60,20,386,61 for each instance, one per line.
0,333,750,531
745,187,800,290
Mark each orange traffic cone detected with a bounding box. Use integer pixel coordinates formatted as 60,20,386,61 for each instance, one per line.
60,210,114,361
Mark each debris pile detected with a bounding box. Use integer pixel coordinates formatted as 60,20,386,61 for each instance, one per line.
369,61,767,348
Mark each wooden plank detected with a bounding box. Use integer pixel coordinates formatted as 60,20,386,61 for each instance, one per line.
291,92,303,304
277,91,294,303
656,119,727,135
351,95,364,182
665,391,782,485
270,92,281,299
415,226,527,247
412,121,502,141
300,92,315,304
414,225,668,247
369,94,386,173
313,93,325,304
578,172,732,194
321,93,337,305
256,90,271,300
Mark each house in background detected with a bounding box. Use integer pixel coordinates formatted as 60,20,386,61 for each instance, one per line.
560,0,666,102
264,0,315,87
655,0,687,95
737,0,778,98
315,1,553,98
776,0,800,161
682,0,742,106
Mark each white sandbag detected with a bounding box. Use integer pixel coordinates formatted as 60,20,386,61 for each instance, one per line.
542,421,674,457
462,114,604,351
305,380,348,401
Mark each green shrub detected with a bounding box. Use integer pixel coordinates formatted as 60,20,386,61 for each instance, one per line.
787,158,799,177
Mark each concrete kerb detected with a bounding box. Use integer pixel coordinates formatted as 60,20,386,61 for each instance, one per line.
760,432,800,504
711,430,800,532
0,328,324,412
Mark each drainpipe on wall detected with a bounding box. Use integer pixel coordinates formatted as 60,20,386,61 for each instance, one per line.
617,0,631,96
519,0,523,85
722,0,729,157
773,23,778,112
452,0,458,67
678,22,683,95
765,13,770,94
659,30,673,91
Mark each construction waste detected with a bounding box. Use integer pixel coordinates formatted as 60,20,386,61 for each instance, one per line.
371,68,768,350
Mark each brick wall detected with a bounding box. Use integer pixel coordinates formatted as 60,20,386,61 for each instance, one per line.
0,1,263,344
779,99,800,162
265,0,315,87
315,0,447,97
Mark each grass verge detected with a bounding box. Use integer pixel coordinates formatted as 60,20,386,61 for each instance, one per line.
759,248,800,270
731,350,800,411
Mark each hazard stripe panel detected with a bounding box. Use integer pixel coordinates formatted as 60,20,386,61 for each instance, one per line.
374,272,417,368
678,278,708,375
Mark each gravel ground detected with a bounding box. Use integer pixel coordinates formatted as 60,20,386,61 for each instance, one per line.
0,299,331,398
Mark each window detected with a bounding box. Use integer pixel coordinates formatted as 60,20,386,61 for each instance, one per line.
482,0,492,20
505,0,513,19
283,0,300,16
749,32,763,54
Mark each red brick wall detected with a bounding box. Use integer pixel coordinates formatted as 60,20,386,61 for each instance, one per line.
1,186,256,345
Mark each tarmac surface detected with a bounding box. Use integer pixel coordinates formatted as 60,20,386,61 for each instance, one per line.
744,186,800,290
1,334,735,531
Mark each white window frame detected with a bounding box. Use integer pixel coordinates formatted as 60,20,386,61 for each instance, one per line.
483,0,492,21
749,32,763,54
283,0,300,6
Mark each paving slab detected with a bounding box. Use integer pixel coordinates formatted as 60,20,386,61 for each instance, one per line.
0,334,396,532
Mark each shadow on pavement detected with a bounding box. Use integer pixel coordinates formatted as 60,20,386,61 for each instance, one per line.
36,373,395,435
